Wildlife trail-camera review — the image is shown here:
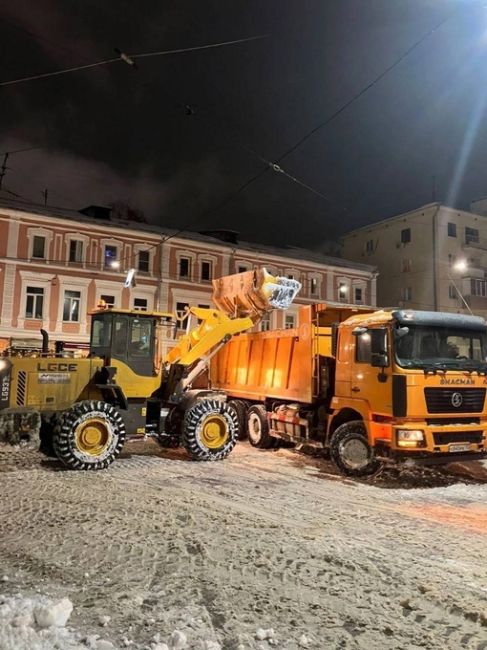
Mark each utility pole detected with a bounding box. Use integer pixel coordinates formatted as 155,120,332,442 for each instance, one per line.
0,153,9,190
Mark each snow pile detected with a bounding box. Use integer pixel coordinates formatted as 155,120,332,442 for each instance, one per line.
0,594,115,650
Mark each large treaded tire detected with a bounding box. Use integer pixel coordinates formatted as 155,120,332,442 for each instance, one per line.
330,420,380,477
52,400,126,471
227,399,249,440
247,404,275,449
182,399,237,461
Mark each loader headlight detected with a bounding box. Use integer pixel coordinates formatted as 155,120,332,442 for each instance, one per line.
396,429,425,448
0,359,7,372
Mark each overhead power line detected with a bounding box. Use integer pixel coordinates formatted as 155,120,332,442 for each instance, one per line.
196,4,460,219
0,35,267,88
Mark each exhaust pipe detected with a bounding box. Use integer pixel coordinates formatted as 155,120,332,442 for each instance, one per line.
40,329,49,354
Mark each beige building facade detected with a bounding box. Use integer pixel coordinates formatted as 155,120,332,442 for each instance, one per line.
341,202,487,318
0,200,377,355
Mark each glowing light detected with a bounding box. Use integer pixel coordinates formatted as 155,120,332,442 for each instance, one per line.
452,259,467,272
110,260,120,269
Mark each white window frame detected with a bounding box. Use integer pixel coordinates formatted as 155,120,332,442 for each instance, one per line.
94,280,123,311
337,277,351,302
25,286,45,320
65,233,89,266
134,243,154,275
27,227,53,262
132,288,155,312
55,275,91,334
352,279,367,305
100,238,123,270
309,273,321,299
62,289,82,322
176,251,196,281
18,270,55,329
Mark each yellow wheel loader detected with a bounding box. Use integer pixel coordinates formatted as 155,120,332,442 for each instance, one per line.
0,268,300,470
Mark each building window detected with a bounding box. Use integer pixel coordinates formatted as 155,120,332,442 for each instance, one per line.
365,239,374,254
32,235,46,259
338,282,348,302
287,274,295,280
401,287,412,301
100,294,115,308
179,257,190,279
134,298,148,311
310,277,318,296
354,287,363,304
176,301,190,329
63,290,81,321
465,227,479,245
104,245,118,269
237,265,248,274
201,260,212,282
400,228,411,244
285,314,295,329
25,287,44,319
69,240,83,263
447,222,457,237
260,313,271,331
449,285,457,299
471,279,487,297
401,258,411,273
138,250,150,273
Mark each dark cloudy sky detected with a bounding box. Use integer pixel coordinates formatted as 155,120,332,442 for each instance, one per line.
1,0,486,248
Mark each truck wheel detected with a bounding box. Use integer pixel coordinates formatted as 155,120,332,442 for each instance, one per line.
52,401,126,470
247,404,275,448
183,399,237,461
330,421,380,477
227,400,248,440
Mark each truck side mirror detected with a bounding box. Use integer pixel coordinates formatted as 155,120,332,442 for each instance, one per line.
370,329,389,367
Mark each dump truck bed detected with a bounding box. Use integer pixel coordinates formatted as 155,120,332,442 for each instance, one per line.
210,303,374,404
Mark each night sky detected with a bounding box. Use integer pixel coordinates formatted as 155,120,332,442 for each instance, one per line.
1,0,487,249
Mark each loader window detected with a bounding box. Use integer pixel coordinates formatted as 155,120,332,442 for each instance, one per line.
129,319,152,357
113,316,129,356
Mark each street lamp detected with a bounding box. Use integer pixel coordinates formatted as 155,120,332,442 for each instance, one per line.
448,259,473,315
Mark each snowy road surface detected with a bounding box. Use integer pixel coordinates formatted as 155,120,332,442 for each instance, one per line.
0,441,486,649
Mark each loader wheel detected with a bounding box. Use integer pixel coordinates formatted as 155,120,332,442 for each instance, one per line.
227,400,248,440
182,399,237,461
330,421,380,477
247,404,275,449
52,401,126,471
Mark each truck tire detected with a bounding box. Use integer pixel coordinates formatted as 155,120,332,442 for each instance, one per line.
182,399,237,461
52,401,126,471
247,404,275,448
227,399,248,440
330,420,380,477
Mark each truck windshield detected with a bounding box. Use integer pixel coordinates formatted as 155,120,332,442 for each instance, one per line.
395,325,487,370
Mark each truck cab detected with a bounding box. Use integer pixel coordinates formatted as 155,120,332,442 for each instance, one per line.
331,309,487,470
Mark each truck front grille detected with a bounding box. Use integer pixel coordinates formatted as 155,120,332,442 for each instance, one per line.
433,430,483,445
424,388,485,413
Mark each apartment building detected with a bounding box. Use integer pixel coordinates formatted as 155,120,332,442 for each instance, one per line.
0,200,377,354
341,202,487,318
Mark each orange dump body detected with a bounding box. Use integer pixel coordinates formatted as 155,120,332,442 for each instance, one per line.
210,303,371,404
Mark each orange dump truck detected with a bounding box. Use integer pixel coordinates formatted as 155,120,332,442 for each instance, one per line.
210,303,487,475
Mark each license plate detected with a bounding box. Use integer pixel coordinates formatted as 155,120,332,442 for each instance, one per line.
449,442,471,453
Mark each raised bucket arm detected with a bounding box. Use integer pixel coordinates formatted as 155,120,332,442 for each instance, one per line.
211,268,301,323
164,268,301,391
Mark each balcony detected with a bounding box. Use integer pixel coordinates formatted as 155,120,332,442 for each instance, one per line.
462,235,487,252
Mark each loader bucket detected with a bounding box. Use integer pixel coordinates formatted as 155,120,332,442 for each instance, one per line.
212,268,301,322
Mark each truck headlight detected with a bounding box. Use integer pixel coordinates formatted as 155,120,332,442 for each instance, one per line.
397,429,425,448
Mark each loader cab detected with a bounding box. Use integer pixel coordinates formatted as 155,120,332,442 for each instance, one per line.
90,310,158,377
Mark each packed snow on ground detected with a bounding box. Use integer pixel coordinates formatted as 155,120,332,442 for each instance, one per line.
0,441,486,649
